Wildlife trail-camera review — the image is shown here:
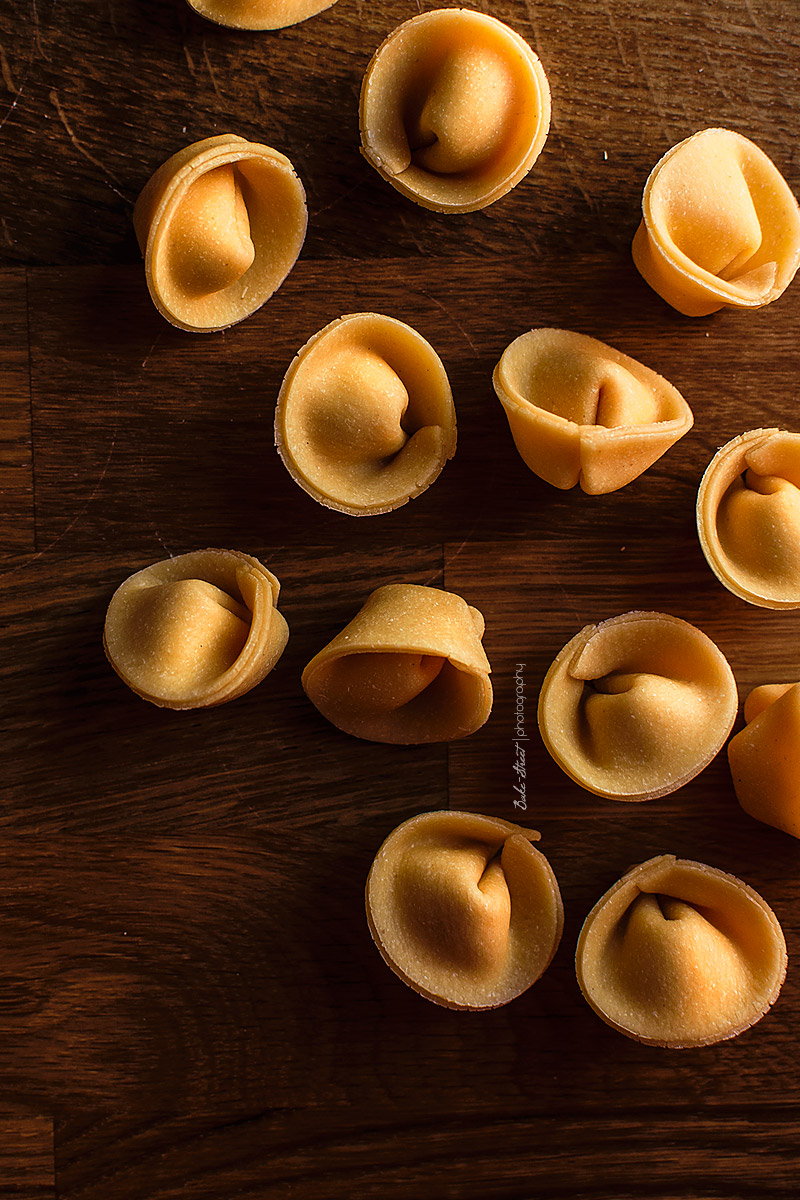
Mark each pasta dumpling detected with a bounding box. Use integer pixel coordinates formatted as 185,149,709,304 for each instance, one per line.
697,428,800,609
275,313,456,516
367,811,563,1009
538,611,737,800
576,855,787,1047
302,584,492,743
104,549,288,708
728,681,800,838
133,135,306,332
632,128,800,316
186,0,338,29
493,328,693,493
360,9,550,213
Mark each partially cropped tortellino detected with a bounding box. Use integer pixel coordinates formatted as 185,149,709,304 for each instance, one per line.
302,584,492,743
275,313,456,516
359,9,551,213
104,550,289,708
186,0,337,29
133,135,307,332
493,329,693,494
366,811,564,1009
538,612,737,801
729,682,800,838
632,128,800,316
697,429,800,609
576,856,787,1047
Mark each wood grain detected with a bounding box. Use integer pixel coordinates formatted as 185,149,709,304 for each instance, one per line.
0,270,34,552
0,1114,53,1200
1,1,799,265
53,1108,800,1199
2,0,800,1192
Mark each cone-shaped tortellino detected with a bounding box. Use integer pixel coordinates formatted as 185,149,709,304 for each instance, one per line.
104,550,289,709
576,856,787,1047
366,811,564,1009
493,329,693,494
538,611,737,801
274,313,456,516
359,9,551,213
697,429,800,610
133,135,307,332
632,128,800,316
186,0,338,29
728,681,800,838
302,584,492,743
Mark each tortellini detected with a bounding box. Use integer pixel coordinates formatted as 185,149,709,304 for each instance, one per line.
104,549,288,708
302,584,492,743
538,611,737,801
186,0,338,29
632,128,800,316
359,9,550,213
576,855,787,1047
728,681,800,839
697,429,800,609
275,313,456,516
367,811,563,1009
133,135,307,332
493,328,693,494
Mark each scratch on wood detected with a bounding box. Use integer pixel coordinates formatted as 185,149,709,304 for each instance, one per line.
0,85,23,133
1,216,13,247
604,1,630,70
632,33,674,146
202,39,221,98
49,89,132,204
31,0,51,63
702,46,734,105
0,43,17,93
0,430,119,580
183,44,196,77
141,332,164,371
743,0,781,53
312,179,366,217
412,287,479,359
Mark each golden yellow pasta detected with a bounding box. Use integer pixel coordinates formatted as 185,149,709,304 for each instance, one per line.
728,681,800,838
104,549,288,709
632,128,800,316
576,855,787,1047
302,584,492,743
697,428,800,609
359,9,550,213
186,0,337,29
366,811,563,1010
538,611,737,801
133,135,307,332
493,328,693,493
275,313,456,516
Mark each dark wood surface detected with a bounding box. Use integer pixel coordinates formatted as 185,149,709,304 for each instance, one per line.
2,0,800,1195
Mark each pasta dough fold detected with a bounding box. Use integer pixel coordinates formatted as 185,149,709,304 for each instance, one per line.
366,811,563,1009
697,428,800,609
302,584,492,743
275,313,456,516
134,135,307,332
493,329,693,494
632,128,800,316
728,681,800,838
104,549,289,708
537,611,737,800
186,0,338,29
576,856,787,1047
360,9,550,213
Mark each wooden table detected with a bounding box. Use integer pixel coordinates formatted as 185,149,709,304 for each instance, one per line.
2,1,799,1195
